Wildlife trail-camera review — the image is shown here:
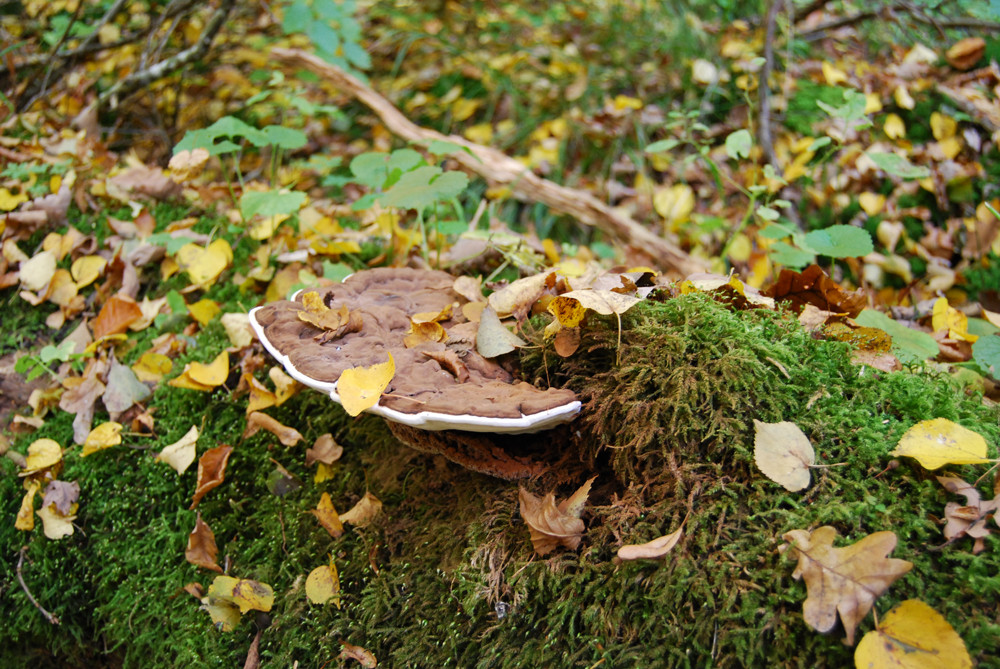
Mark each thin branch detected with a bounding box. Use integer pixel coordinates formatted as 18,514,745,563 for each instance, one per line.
799,2,1000,40
16,547,60,626
271,48,706,276
95,0,236,111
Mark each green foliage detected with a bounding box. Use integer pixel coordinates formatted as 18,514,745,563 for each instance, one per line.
282,0,370,73
855,308,940,363
867,152,932,179
13,340,85,381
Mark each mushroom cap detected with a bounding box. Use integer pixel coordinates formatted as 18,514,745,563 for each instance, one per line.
249,268,580,433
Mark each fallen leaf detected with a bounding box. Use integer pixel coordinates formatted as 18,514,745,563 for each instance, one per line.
188,298,220,327
102,358,151,417
518,476,596,556
476,305,526,358
337,353,395,417
188,351,230,386
753,420,815,492
221,312,254,348
268,366,300,405
186,513,223,572
854,599,971,668
452,275,483,302
945,37,985,71
556,289,641,317
266,459,302,497
487,271,552,320
764,265,865,317
190,445,233,509
936,476,999,554
311,492,344,538
548,296,587,328
305,433,343,467
306,556,341,607
82,421,123,457
156,425,199,475
176,239,232,287
19,250,57,292
92,294,143,340
21,438,63,475
207,575,274,614
422,350,470,382
204,597,241,632
296,291,363,342
340,641,377,667
243,411,303,446
340,491,382,527
132,351,173,383
70,254,106,289
781,526,912,645
37,500,77,540
618,523,684,560
553,326,581,357
41,480,79,515
15,480,40,531
890,418,990,470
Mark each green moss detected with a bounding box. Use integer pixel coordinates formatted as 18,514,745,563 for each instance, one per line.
3,292,999,668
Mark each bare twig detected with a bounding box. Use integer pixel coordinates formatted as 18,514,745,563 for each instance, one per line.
800,2,1000,40
16,547,60,625
272,48,706,276
94,0,236,111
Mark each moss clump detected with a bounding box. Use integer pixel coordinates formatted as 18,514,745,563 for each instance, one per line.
2,292,999,668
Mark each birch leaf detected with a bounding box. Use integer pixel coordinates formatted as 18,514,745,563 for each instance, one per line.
753,420,815,491
890,418,990,470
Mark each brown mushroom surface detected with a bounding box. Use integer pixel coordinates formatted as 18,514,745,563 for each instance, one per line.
249,268,580,433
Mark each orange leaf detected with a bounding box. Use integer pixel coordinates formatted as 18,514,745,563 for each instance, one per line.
243,411,303,446
190,445,233,509
311,492,344,538
185,512,222,572
92,294,143,340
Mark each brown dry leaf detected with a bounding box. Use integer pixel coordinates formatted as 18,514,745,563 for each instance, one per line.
59,368,105,444
518,476,596,556
554,326,581,357
186,512,223,572
452,275,483,302
190,445,233,509
243,411,303,447
312,492,344,538
753,420,815,492
945,37,985,70
936,476,999,554
764,265,866,317
339,641,377,667
487,271,553,320
92,294,143,341
339,491,382,527
422,350,470,382
305,433,343,467
297,291,363,342
618,523,684,561
781,526,912,645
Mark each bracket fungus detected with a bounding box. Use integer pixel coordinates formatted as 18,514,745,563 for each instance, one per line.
249,268,581,478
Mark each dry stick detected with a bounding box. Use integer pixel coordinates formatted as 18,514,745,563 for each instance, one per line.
16,547,60,625
800,3,1000,40
271,48,706,276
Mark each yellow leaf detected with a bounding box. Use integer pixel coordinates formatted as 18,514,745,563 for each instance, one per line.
854,599,971,669
188,351,230,387
305,557,341,607
464,123,493,145
244,411,303,447
936,136,963,160
188,299,220,326
891,418,990,470
612,95,643,111
864,93,882,114
37,501,77,540
269,366,300,405
0,187,28,211
753,420,815,492
70,255,107,289
176,239,232,286
894,85,915,110
931,297,977,343
336,354,395,417
156,425,199,474
654,184,695,226
858,192,886,216
207,575,274,614
204,597,241,632
220,313,254,348
822,61,848,86
19,250,57,292
311,492,344,538
16,481,40,531
132,352,173,383
82,421,123,457
930,112,957,141
21,438,63,475
547,296,587,328
314,462,335,483
557,290,641,316
884,113,906,140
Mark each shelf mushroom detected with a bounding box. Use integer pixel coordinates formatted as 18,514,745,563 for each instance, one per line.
249,268,581,478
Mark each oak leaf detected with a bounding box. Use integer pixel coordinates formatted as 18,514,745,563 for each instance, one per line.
782,526,912,645
518,476,596,556
190,445,233,509
753,420,815,492
854,599,971,668
936,476,999,554
186,513,222,572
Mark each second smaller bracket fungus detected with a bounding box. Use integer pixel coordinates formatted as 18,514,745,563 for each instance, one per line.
249,268,581,433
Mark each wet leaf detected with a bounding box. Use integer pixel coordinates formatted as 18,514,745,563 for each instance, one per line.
781,526,912,645
753,420,815,492
854,600,971,668
518,476,595,556
297,291,363,342
890,418,990,470
337,353,395,417
190,445,233,509
186,513,222,572
156,425,199,475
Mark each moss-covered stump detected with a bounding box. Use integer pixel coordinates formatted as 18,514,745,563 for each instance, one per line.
2,294,999,667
